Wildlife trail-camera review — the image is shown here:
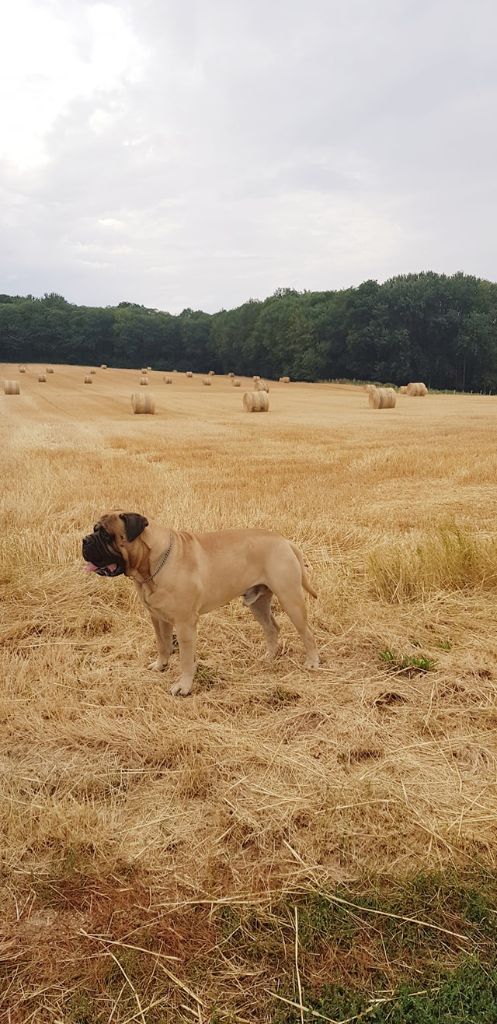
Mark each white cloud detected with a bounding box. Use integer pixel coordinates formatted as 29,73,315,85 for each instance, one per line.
0,0,496,311
0,1,145,169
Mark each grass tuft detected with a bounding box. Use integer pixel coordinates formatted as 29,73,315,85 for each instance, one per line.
379,648,437,672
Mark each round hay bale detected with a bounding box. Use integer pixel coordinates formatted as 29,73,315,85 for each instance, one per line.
253,375,261,382
368,387,396,409
255,380,270,392
232,379,241,387
84,375,93,384
399,385,407,394
406,382,428,396
208,370,215,376
18,366,26,373
46,367,54,374
163,376,172,384
228,372,235,378
38,374,47,383
90,369,96,375
140,368,148,374
131,392,156,414
146,366,152,371
100,364,107,369
4,380,20,395
279,376,290,383
243,391,269,412
186,371,193,378
202,378,212,386
139,376,149,386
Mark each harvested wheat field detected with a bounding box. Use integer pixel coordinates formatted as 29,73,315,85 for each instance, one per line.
2,364,497,1022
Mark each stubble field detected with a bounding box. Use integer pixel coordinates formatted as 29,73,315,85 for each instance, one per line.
1,364,497,1023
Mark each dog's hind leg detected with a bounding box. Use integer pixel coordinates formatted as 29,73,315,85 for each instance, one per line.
273,588,319,669
244,585,280,659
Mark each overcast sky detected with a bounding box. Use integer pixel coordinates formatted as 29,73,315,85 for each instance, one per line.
1,0,496,314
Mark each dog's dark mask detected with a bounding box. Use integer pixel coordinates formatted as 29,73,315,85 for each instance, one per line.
82,524,125,578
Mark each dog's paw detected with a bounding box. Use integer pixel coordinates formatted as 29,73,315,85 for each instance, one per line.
304,653,320,670
170,678,193,697
148,658,167,673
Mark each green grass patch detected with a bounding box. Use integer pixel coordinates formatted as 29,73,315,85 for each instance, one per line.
214,868,497,1022
273,959,497,1023
379,648,437,673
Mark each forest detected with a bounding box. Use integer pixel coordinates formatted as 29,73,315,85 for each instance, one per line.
1,271,497,391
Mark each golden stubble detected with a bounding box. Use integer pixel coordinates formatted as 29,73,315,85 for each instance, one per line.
1,364,497,1016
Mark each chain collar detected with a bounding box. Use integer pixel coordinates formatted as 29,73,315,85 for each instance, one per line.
141,537,173,585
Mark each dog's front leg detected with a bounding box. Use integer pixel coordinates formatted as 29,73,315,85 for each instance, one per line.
170,619,197,696
148,615,173,672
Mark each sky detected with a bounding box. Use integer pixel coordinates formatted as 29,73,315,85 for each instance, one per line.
1,0,496,314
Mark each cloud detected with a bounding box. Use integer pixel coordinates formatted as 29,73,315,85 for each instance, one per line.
1,0,496,312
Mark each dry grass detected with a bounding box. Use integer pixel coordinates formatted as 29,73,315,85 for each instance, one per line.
1,365,497,1020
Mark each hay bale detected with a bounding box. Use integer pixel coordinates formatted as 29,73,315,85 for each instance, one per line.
406,382,428,396
186,371,193,378
146,366,152,371
279,376,290,383
131,392,156,414
38,374,47,383
18,366,26,374
253,375,261,382
140,368,148,374
83,375,93,384
399,386,407,394
163,376,172,384
4,380,20,394
139,376,149,386
208,370,215,376
228,372,235,378
255,380,270,392
203,378,212,386
90,369,97,375
243,391,269,412
46,367,54,374
100,364,107,369
232,379,241,387
368,387,396,409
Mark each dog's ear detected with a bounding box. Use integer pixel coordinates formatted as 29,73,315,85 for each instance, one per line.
120,513,149,542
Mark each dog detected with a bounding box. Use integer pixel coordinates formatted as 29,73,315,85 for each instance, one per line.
82,512,320,696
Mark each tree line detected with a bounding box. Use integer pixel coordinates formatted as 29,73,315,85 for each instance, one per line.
1,271,497,391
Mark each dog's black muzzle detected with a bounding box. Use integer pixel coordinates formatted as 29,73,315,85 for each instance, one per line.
82,530,126,577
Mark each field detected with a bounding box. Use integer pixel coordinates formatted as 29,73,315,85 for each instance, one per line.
1,364,497,1023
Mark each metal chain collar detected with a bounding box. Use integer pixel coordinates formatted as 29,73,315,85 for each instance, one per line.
141,537,173,584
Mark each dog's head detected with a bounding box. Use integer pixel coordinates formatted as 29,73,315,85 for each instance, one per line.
82,512,149,577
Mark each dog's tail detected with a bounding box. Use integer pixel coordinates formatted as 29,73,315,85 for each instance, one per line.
290,543,318,598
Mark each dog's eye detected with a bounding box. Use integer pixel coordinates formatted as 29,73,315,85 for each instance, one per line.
94,524,112,543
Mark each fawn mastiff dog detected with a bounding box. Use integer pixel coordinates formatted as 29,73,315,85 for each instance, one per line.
82,512,320,695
